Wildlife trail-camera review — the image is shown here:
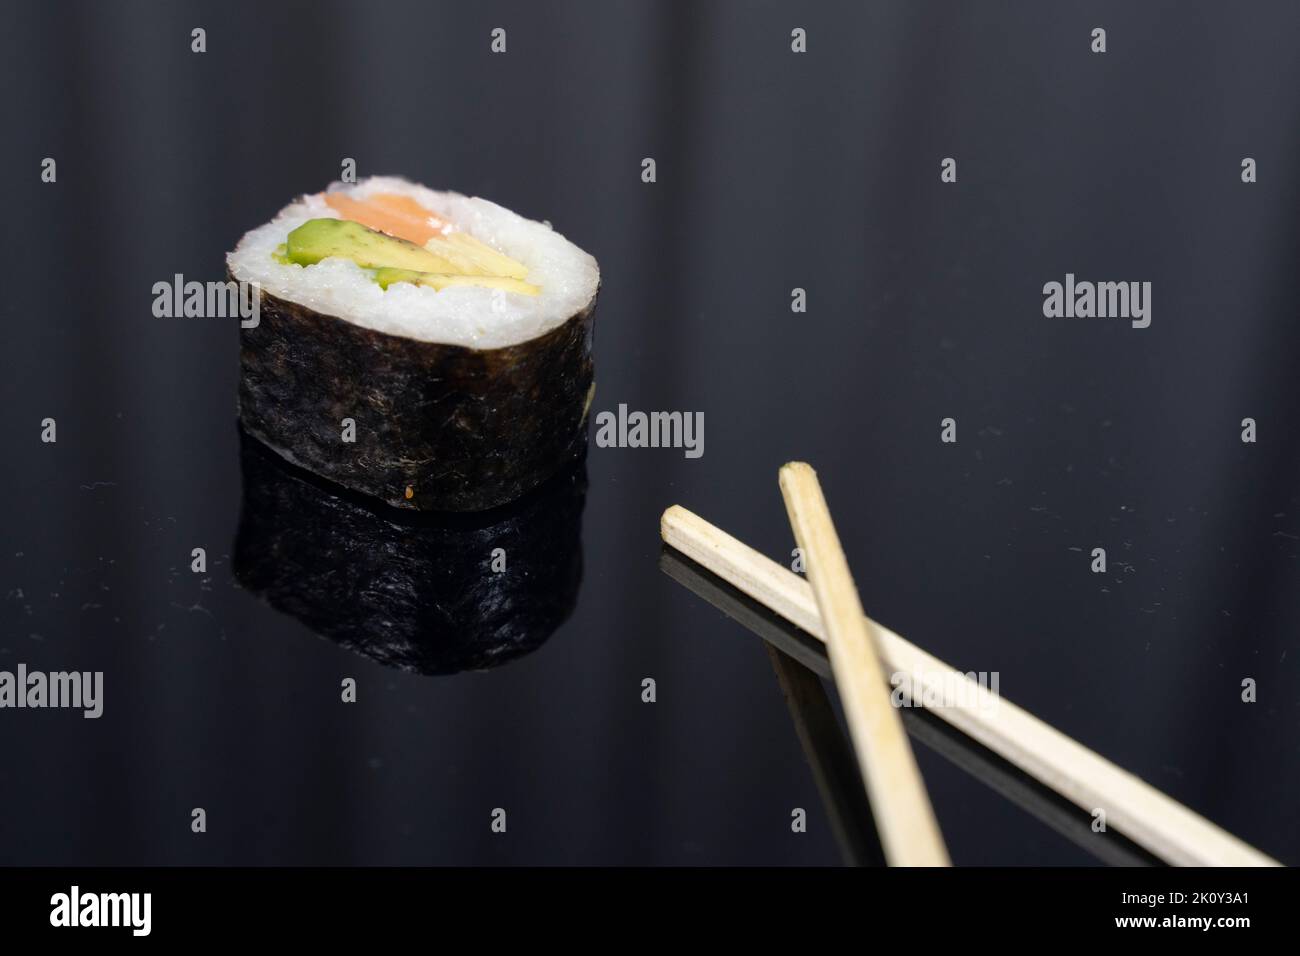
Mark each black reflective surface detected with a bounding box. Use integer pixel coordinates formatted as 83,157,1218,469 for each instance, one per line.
1,0,1298,865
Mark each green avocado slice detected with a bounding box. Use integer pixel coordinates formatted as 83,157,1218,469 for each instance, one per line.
281,218,539,296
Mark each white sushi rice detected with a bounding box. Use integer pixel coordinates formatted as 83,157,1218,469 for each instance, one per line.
227,176,599,349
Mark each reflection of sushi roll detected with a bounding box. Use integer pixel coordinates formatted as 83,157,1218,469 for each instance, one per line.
233,429,586,675
228,177,599,512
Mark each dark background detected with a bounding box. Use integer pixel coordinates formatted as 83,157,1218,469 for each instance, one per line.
1,0,1297,865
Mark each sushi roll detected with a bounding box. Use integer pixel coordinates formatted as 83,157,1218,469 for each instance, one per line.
233,428,587,675
228,176,599,512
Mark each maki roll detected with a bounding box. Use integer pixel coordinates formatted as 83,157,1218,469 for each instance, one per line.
228,176,599,512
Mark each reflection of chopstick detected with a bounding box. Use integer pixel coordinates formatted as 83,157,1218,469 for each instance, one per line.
660,504,1280,867
658,546,882,865
765,643,886,867
659,547,1161,866
778,462,950,867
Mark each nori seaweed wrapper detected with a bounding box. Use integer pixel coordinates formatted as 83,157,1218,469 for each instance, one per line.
237,281,596,512
232,428,586,675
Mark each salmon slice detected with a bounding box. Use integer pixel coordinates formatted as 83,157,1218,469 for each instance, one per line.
367,192,451,231
321,192,448,245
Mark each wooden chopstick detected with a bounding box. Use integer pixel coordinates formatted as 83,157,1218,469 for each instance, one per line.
659,548,1162,866
778,462,950,867
660,503,1281,867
